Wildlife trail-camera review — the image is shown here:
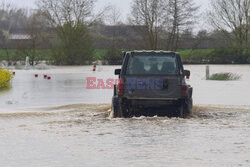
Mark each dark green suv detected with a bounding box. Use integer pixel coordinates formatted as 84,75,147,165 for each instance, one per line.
112,51,193,118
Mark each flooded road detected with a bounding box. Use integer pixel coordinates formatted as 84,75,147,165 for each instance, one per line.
0,65,250,166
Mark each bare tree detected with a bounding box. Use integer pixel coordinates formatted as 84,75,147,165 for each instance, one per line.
108,5,122,26
103,5,123,65
0,1,25,62
37,0,99,64
209,0,250,49
0,1,28,31
0,1,12,60
24,11,50,65
129,0,167,50
167,0,199,51
109,6,122,48
37,0,95,33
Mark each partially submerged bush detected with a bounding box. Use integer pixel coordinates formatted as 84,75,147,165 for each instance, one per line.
208,73,241,81
0,68,13,89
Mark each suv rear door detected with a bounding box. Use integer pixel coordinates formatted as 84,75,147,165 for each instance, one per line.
122,52,183,100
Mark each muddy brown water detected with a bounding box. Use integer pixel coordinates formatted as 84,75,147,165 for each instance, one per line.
0,65,250,166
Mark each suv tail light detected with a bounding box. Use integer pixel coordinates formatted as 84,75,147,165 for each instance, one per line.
117,79,124,96
181,85,188,97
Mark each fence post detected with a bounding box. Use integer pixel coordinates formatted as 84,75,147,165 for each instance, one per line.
25,56,30,70
206,65,210,80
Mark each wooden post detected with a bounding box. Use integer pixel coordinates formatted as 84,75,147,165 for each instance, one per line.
206,65,210,80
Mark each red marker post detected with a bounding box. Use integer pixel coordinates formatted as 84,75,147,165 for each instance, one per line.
93,65,96,72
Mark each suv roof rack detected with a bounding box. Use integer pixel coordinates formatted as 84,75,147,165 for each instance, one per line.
125,50,178,55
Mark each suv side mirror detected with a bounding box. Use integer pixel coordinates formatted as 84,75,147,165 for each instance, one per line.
184,70,190,77
115,69,121,75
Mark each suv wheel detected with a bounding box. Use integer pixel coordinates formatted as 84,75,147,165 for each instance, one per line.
112,97,122,118
112,98,130,118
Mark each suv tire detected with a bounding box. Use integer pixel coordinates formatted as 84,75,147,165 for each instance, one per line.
112,97,132,118
112,97,123,118
178,98,193,118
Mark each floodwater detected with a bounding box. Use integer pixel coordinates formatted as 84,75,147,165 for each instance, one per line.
0,65,250,167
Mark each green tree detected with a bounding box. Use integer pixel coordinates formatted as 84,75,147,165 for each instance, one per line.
103,48,122,65
53,22,94,65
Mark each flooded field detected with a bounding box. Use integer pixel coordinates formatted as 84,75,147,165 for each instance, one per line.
0,65,250,166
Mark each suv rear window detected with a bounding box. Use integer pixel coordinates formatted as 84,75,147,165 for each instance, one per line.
126,54,179,75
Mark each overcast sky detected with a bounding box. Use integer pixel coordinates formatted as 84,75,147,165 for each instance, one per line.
11,0,210,15
9,0,211,29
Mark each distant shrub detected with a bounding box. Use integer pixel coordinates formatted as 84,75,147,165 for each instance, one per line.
180,49,213,64
103,48,123,65
93,49,107,61
208,48,250,64
208,73,241,81
0,68,13,89
180,48,250,64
